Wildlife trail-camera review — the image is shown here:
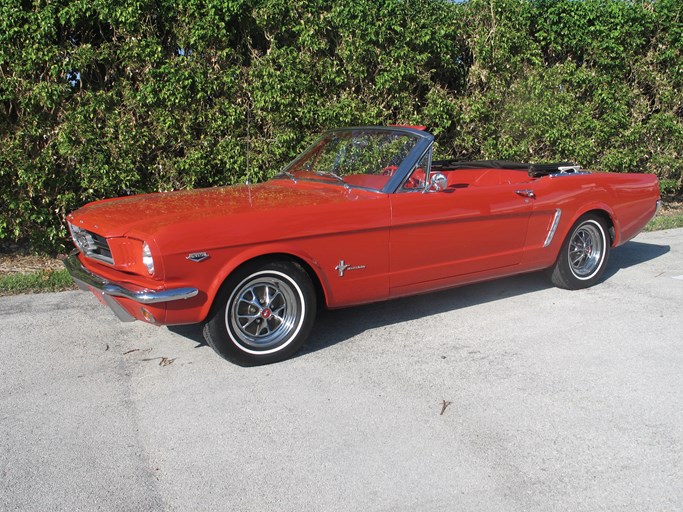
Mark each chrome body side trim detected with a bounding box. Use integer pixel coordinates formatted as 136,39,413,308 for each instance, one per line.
64,252,199,306
544,209,562,247
548,171,591,178
557,165,583,173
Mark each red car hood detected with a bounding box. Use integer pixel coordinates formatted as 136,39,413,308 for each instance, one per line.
68,180,373,239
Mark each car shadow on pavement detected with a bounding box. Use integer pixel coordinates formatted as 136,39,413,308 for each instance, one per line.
300,239,671,358
299,272,551,357
167,324,207,347
165,239,670,359
602,239,670,279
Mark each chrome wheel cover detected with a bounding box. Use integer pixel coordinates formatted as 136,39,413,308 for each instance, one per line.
568,221,605,279
227,272,302,352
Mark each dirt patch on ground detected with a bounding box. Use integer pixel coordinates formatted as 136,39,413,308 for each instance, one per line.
659,195,683,216
0,254,67,276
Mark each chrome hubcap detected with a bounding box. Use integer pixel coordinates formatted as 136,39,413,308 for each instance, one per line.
569,223,604,278
229,276,299,350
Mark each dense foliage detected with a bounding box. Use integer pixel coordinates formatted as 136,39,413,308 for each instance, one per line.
1,0,681,252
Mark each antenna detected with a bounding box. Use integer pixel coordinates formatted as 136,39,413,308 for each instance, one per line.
245,104,250,186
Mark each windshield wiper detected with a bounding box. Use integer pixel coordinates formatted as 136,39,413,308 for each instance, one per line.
313,171,348,187
275,170,297,182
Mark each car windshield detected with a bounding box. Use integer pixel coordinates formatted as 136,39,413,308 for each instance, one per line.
279,129,420,191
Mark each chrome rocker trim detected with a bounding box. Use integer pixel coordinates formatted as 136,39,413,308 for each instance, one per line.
64,252,199,309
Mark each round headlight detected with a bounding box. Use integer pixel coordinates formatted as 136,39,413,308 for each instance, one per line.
142,242,155,275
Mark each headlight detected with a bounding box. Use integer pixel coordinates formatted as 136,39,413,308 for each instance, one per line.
69,222,89,253
142,242,155,275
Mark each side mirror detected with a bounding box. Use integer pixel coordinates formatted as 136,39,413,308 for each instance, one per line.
425,173,447,193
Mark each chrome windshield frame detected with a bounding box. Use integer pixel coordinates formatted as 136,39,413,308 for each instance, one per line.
277,126,435,195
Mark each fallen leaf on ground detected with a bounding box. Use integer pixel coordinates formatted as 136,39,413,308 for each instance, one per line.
141,356,177,366
440,399,452,416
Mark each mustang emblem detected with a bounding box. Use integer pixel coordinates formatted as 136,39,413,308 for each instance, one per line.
335,259,366,277
187,252,209,262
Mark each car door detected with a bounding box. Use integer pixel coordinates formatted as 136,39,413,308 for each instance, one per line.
389,170,534,294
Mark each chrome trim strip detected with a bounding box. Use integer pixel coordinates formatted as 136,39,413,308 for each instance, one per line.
544,209,562,247
557,165,583,173
64,252,199,305
86,252,115,265
548,171,591,178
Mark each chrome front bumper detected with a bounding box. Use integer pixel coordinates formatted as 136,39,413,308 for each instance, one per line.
64,252,198,322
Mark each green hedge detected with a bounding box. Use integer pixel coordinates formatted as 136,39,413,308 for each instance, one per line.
1,0,681,252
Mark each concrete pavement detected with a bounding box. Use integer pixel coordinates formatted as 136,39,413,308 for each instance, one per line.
1,228,682,511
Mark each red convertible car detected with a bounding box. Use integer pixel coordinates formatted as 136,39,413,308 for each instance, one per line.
65,126,660,365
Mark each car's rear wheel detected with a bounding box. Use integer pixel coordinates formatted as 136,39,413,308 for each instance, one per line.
203,260,316,366
549,213,610,290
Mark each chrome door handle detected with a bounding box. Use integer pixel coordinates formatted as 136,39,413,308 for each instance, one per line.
515,189,536,199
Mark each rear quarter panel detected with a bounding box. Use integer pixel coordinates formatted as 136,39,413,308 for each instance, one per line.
521,172,659,270
606,173,660,244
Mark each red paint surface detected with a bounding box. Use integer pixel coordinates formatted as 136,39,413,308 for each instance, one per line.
68,169,660,325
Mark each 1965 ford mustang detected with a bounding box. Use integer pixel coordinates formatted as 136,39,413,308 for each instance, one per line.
65,126,660,365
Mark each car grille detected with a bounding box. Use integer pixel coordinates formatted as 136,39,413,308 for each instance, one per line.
88,232,113,262
70,224,114,264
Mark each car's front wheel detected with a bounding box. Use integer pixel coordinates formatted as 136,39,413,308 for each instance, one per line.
203,260,316,365
549,213,611,290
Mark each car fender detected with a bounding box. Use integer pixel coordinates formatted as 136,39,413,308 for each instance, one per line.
562,200,619,246
197,242,332,321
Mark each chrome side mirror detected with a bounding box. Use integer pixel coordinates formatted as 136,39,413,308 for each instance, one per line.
426,173,447,193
